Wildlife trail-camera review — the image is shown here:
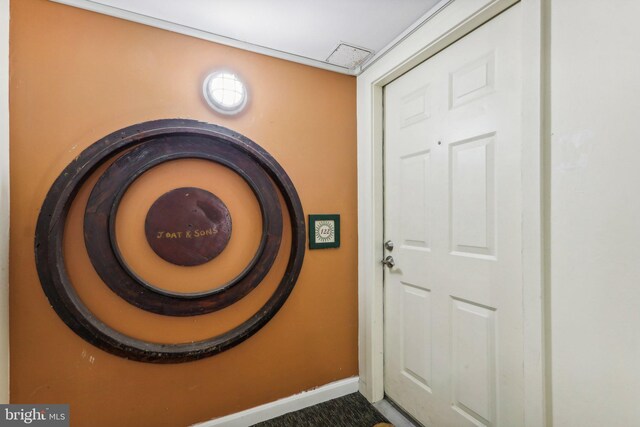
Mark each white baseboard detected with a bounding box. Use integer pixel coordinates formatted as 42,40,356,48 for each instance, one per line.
192,377,360,427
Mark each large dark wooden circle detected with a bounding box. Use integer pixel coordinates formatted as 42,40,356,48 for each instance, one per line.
145,187,232,267
35,119,306,363
84,137,282,316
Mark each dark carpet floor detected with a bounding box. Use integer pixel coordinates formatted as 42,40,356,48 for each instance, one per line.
251,392,390,427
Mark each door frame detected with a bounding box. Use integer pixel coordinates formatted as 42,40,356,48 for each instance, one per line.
0,0,10,405
355,1,548,426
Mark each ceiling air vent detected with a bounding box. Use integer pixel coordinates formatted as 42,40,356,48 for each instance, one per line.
326,43,373,70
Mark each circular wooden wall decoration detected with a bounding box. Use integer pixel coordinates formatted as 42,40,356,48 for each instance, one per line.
84,137,283,316
34,119,306,363
144,187,232,267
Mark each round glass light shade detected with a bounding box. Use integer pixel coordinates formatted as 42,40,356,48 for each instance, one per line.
202,71,248,115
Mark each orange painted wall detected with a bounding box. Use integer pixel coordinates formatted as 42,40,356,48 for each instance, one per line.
9,1,358,426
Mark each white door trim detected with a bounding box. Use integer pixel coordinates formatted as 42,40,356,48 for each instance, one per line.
0,0,10,405
356,1,547,426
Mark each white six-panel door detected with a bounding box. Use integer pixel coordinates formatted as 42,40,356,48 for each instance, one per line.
383,5,523,426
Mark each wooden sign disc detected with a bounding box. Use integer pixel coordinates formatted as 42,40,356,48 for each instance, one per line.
144,187,232,266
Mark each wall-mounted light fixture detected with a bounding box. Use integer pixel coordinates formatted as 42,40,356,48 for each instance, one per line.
202,70,248,115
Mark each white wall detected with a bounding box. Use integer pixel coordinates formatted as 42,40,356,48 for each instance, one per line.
550,0,640,425
0,0,10,405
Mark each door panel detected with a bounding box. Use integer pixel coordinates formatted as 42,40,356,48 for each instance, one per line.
450,133,495,258
383,5,523,427
401,284,433,390
451,298,496,425
399,150,431,249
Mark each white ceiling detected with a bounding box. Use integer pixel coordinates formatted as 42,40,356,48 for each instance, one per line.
54,0,445,74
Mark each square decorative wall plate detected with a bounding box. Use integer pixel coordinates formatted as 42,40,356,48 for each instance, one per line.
308,214,340,249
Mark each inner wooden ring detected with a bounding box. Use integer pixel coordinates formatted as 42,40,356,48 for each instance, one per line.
83,137,283,316
144,187,232,267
